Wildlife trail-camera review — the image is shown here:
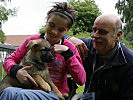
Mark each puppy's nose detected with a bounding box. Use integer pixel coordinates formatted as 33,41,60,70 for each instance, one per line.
47,54,54,63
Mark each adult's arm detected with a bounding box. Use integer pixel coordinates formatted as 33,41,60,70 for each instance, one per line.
68,37,89,59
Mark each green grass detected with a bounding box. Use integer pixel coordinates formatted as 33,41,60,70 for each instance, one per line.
76,84,85,93
0,62,6,83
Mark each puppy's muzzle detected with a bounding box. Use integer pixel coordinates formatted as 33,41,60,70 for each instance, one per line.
41,48,54,63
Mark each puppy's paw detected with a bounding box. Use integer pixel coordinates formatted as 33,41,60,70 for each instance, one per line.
41,83,51,92
58,94,65,100
63,93,69,98
56,92,65,100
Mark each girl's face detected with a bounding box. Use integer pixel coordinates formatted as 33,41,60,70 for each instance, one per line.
45,14,69,45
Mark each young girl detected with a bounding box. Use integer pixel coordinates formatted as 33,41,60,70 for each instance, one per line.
0,2,86,100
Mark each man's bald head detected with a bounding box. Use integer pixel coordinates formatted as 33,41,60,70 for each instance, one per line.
94,14,122,34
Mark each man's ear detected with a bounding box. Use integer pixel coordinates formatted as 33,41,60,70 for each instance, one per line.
26,40,38,51
115,31,122,40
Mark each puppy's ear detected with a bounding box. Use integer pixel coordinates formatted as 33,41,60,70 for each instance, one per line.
26,40,38,51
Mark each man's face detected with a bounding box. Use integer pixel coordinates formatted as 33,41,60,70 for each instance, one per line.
91,18,117,56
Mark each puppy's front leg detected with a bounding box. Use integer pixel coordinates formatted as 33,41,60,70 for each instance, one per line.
48,79,65,100
32,74,51,92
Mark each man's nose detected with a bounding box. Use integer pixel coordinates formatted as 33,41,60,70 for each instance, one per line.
91,31,100,38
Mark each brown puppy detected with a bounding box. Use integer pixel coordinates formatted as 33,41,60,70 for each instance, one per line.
0,38,65,100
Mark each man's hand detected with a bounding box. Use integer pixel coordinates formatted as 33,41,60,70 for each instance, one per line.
16,66,38,87
69,37,88,59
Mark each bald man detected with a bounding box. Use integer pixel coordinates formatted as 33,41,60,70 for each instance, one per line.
69,14,133,100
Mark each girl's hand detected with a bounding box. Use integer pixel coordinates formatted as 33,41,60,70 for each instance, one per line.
16,66,38,87
53,44,69,53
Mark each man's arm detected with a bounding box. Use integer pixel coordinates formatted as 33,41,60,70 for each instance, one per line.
68,37,89,59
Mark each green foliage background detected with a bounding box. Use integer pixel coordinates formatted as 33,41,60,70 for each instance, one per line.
0,28,5,43
0,0,17,43
68,0,101,35
115,0,133,48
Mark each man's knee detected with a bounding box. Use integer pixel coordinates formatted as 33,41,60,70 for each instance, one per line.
15,90,30,99
0,87,19,100
2,87,15,94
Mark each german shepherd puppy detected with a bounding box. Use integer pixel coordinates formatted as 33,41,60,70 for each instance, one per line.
0,39,65,100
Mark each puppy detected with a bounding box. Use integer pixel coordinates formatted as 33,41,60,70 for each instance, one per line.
0,38,65,100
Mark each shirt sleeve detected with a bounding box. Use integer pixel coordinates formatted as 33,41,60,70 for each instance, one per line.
3,34,40,75
64,39,86,86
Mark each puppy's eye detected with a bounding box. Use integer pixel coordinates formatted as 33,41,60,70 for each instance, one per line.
33,44,39,48
40,48,50,52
